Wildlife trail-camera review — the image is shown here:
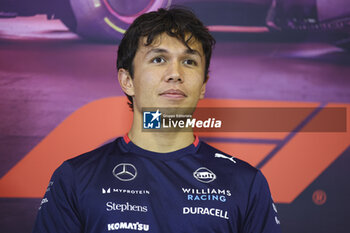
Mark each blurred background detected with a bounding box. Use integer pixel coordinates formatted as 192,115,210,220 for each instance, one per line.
0,0,349,232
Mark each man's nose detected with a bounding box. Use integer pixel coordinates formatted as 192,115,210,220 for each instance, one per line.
165,61,183,83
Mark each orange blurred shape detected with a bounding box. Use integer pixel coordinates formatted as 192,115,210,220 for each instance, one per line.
0,98,348,204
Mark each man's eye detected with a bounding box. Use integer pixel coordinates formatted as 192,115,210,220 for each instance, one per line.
152,57,165,64
183,59,197,66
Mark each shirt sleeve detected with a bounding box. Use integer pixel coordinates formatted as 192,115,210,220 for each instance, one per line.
32,161,83,233
242,170,282,233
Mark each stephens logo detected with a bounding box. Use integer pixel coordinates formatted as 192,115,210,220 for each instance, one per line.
143,110,161,129
106,202,147,213
112,163,137,181
193,167,216,183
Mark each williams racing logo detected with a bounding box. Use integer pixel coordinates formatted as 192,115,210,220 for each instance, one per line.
182,188,231,202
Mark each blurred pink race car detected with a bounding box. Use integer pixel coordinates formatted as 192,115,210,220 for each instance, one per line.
1,0,349,49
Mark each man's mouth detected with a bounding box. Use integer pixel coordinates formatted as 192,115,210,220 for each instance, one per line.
159,89,187,99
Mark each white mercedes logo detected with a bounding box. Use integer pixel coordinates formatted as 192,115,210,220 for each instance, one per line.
112,163,137,181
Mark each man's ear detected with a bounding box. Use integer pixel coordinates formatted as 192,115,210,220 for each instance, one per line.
118,68,135,96
200,75,209,99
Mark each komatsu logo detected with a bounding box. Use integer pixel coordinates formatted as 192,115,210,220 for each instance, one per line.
107,222,149,231
193,167,216,183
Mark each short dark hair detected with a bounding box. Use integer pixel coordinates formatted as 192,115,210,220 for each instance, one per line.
117,7,216,109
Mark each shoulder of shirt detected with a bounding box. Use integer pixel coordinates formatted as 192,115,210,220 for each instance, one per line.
199,140,258,175
63,138,121,169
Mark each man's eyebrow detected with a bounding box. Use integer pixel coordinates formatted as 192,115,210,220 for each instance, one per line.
145,48,202,58
185,48,202,58
145,48,169,56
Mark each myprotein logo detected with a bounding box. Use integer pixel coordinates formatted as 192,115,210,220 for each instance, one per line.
102,188,111,194
182,188,231,202
112,163,137,181
107,222,149,231
102,188,150,195
106,202,147,213
193,167,216,183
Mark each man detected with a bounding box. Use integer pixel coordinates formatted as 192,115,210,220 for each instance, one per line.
32,8,281,233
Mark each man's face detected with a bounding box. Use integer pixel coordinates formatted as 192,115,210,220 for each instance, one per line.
129,33,207,113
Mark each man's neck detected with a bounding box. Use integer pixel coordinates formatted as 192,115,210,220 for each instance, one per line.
128,130,195,153
128,110,196,153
